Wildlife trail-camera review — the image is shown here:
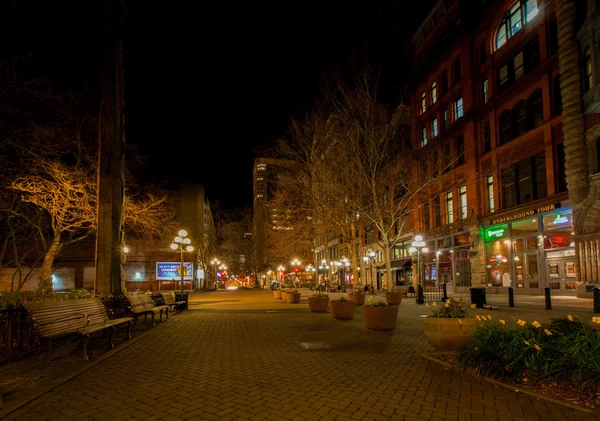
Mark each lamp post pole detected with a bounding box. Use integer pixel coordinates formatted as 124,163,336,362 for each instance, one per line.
171,229,193,292
410,235,428,304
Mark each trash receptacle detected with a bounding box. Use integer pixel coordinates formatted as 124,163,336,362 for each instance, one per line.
470,287,487,308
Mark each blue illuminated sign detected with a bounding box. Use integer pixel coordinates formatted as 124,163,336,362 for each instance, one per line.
156,262,193,280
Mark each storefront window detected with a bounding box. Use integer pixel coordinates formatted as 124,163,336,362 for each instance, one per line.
454,233,470,246
486,239,510,286
543,209,574,249
512,217,538,236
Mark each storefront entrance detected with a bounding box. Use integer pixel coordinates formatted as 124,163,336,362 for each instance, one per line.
546,250,577,295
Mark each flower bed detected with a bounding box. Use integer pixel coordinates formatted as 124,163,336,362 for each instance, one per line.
449,314,600,408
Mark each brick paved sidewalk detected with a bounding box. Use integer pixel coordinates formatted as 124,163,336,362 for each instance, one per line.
0,289,595,421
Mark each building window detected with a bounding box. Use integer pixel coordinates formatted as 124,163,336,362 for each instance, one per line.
483,121,491,153
431,82,437,104
514,100,528,136
456,135,465,165
443,108,449,129
528,88,544,128
495,0,539,50
441,70,448,95
499,63,509,88
446,192,454,224
434,196,441,227
585,47,594,93
421,92,427,114
423,202,430,231
501,152,547,208
453,97,463,120
514,51,524,81
483,79,488,104
421,126,428,147
499,109,512,144
459,186,467,220
454,57,462,82
487,175,495,213
432,118,438,137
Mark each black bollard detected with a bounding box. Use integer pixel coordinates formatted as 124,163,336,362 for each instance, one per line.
442,283,448,300
416,284,425,304
544,287,552,310
508,286,515,308
594,288,600,314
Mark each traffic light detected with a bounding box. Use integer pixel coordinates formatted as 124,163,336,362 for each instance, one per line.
294,268,299,273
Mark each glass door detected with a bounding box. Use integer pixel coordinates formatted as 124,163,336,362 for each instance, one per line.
547,259,577,295
512,236,540,290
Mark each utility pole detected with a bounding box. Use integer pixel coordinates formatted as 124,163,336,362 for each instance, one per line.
95,0,126,295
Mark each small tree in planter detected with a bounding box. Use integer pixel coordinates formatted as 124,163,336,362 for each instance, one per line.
329,296,356,320
347,288,366,306
363,300,399,331
423,298,480,351
285,289,301,304
308,291,329,312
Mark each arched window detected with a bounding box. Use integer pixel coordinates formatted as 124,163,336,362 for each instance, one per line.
513,100,528,136
499,109,513,144
421,92,427,114
528,89,544,128
431,82,437,104
495,0,539,51
585,47,594,92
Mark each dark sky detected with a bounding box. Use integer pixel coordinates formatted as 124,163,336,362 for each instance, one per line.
2,0,435,211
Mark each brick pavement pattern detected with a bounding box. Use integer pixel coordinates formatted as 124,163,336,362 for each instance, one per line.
4,289,592,421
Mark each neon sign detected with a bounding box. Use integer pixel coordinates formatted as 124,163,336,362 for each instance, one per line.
484,224,507,241
553,214,569,224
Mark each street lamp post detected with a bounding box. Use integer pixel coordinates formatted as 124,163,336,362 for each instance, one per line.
409,234,429,304
363,250,376,289
210,258,221,290
277,265,285,287
171,229,193,292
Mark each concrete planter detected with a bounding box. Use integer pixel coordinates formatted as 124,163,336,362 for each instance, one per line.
423,316,480,351
348,293,366,306
385,291,403,306
281,290,288,302
329,300,356,320
362,305,399,331
273,290,282,299
286,291,301,303
308,295,329,312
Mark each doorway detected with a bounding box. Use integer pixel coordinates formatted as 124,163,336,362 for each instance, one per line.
546,259,577,295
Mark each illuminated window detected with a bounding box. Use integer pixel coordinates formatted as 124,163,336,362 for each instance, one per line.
420,92,427,114
585,47,594,92
459,186,468,220
495,0,538,51
487,176,495,213
431,82,437,104
421,126,428,147
483,79,488,104
453,97,463,120
446,192,454,224
432,118,438,137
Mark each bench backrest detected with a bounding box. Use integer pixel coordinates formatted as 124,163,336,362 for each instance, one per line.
126,294,158,313
161,293,175,305
25,298,110,339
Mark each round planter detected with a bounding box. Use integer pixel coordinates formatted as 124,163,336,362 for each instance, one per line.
385,291,403,306
362,305,399,331
281,290,288,302
308,295,329,312
286,292,301,304
274,290,282,299
348,293,365,306
329,300,356,320
423,316,480,351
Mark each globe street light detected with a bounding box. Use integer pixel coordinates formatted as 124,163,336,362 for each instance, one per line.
171,229,193,292
210,258,221,289
410,234,428,304
277,265,285,287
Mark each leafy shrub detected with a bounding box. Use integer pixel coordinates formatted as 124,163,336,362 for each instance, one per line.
337,296,349,302
454,315,600,399
426,298,475,318
369,300,390,308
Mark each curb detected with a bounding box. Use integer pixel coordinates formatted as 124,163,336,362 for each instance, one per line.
421,353,595,415
0,313,183,419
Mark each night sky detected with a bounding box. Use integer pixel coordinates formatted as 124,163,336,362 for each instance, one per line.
2,0,435,211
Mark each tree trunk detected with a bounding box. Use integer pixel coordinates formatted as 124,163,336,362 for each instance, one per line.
39,235,62,293
556,0,587,284
95,0,126,295
383,243,392,291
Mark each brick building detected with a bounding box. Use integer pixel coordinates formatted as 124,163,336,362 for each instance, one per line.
410,0,574,295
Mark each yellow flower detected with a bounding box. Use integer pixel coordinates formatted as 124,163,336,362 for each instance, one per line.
524,340,530,346
446,299,451,304
487,315,492,320
445,303,450,308
476,315,481,321
425,303,430,308
470,304,476,309
544,329,552,336
532,321,541,328
500,320,506,325
567,315,573,322
517,319,526,326
593,317,600,324
534,344,541,351
432,302,437,307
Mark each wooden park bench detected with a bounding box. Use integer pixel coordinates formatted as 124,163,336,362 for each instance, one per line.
25,298,133,361
125,294,170,326
160,292,186,314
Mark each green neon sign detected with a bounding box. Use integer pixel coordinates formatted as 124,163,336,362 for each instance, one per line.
484,225,507,241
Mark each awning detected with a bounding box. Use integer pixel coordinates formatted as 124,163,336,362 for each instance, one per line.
378,258,412,272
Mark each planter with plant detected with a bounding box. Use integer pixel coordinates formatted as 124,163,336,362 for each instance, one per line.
285,289,301,304
329,296,356,320
273,289,282,299
385,287,404,306
347,288,366,306
308,292,329,312
362,300,399,331
423,298,480,351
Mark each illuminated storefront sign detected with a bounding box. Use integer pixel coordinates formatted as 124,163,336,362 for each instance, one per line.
156,262,194,280
490,203,561,225
484,224,507,241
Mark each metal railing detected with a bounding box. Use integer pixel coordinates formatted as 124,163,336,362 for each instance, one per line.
0,307,40,365
423,284,449,303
